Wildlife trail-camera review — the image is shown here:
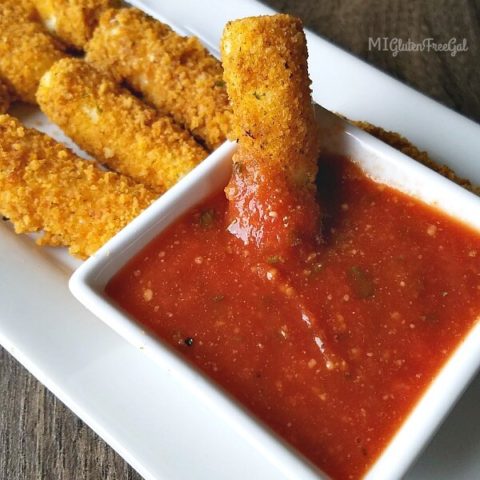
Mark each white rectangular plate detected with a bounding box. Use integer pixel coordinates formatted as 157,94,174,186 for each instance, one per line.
1,1,480,479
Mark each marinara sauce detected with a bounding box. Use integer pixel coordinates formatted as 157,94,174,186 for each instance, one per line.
106,155,480,479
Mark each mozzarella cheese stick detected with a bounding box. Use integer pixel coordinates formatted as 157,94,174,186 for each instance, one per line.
37,58,207,192
86,7,232,150
0,114,157,258
0,0,66,103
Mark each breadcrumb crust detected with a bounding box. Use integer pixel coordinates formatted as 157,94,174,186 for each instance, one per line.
85,7,232,150
31,0,119,50
221,14,319,187
0,114,157,258
0,0,66,103
37,58,207,192
1,0,39,21
0,79,10,113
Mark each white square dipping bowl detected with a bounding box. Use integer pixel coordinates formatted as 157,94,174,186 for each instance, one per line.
69,106,480,480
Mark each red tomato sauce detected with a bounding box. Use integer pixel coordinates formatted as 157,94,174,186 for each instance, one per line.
225,148,322,260
106,155,480,479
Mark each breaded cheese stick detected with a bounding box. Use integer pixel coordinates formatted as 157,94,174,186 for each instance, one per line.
0,114,156,258
0,80,11,113
221,14,319,187
37,58,207,192
0,0,66,104
31,0,119,50
85,8,231,150
221,15,321,257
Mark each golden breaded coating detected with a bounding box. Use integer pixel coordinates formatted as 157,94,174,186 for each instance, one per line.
0,79,11,113
31,0,119,50
19,0,38,16
0,114,157,258
0,0,66,103
1,0,39,19
221,14,319,187
85,7,232,150
37,58,207,192
221,15,321,257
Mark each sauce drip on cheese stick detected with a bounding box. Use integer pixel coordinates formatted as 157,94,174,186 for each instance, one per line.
221,14,321,259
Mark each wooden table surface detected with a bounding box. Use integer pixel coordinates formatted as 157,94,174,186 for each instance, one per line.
1,1,479,479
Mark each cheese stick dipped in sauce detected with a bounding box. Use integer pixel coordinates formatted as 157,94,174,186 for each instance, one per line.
221,14,321,261
0,79,11,113
31,0,119,50
37,58,207,192
0,0,66,104
85,7,232,150
0,114,156,258
221,15,346,371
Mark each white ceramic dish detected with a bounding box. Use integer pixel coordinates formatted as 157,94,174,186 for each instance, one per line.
2,1,480,479
70,105,480,480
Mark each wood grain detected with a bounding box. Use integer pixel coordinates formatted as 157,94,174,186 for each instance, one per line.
0,350,138,480
1,1,479,479
266,0,480,123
